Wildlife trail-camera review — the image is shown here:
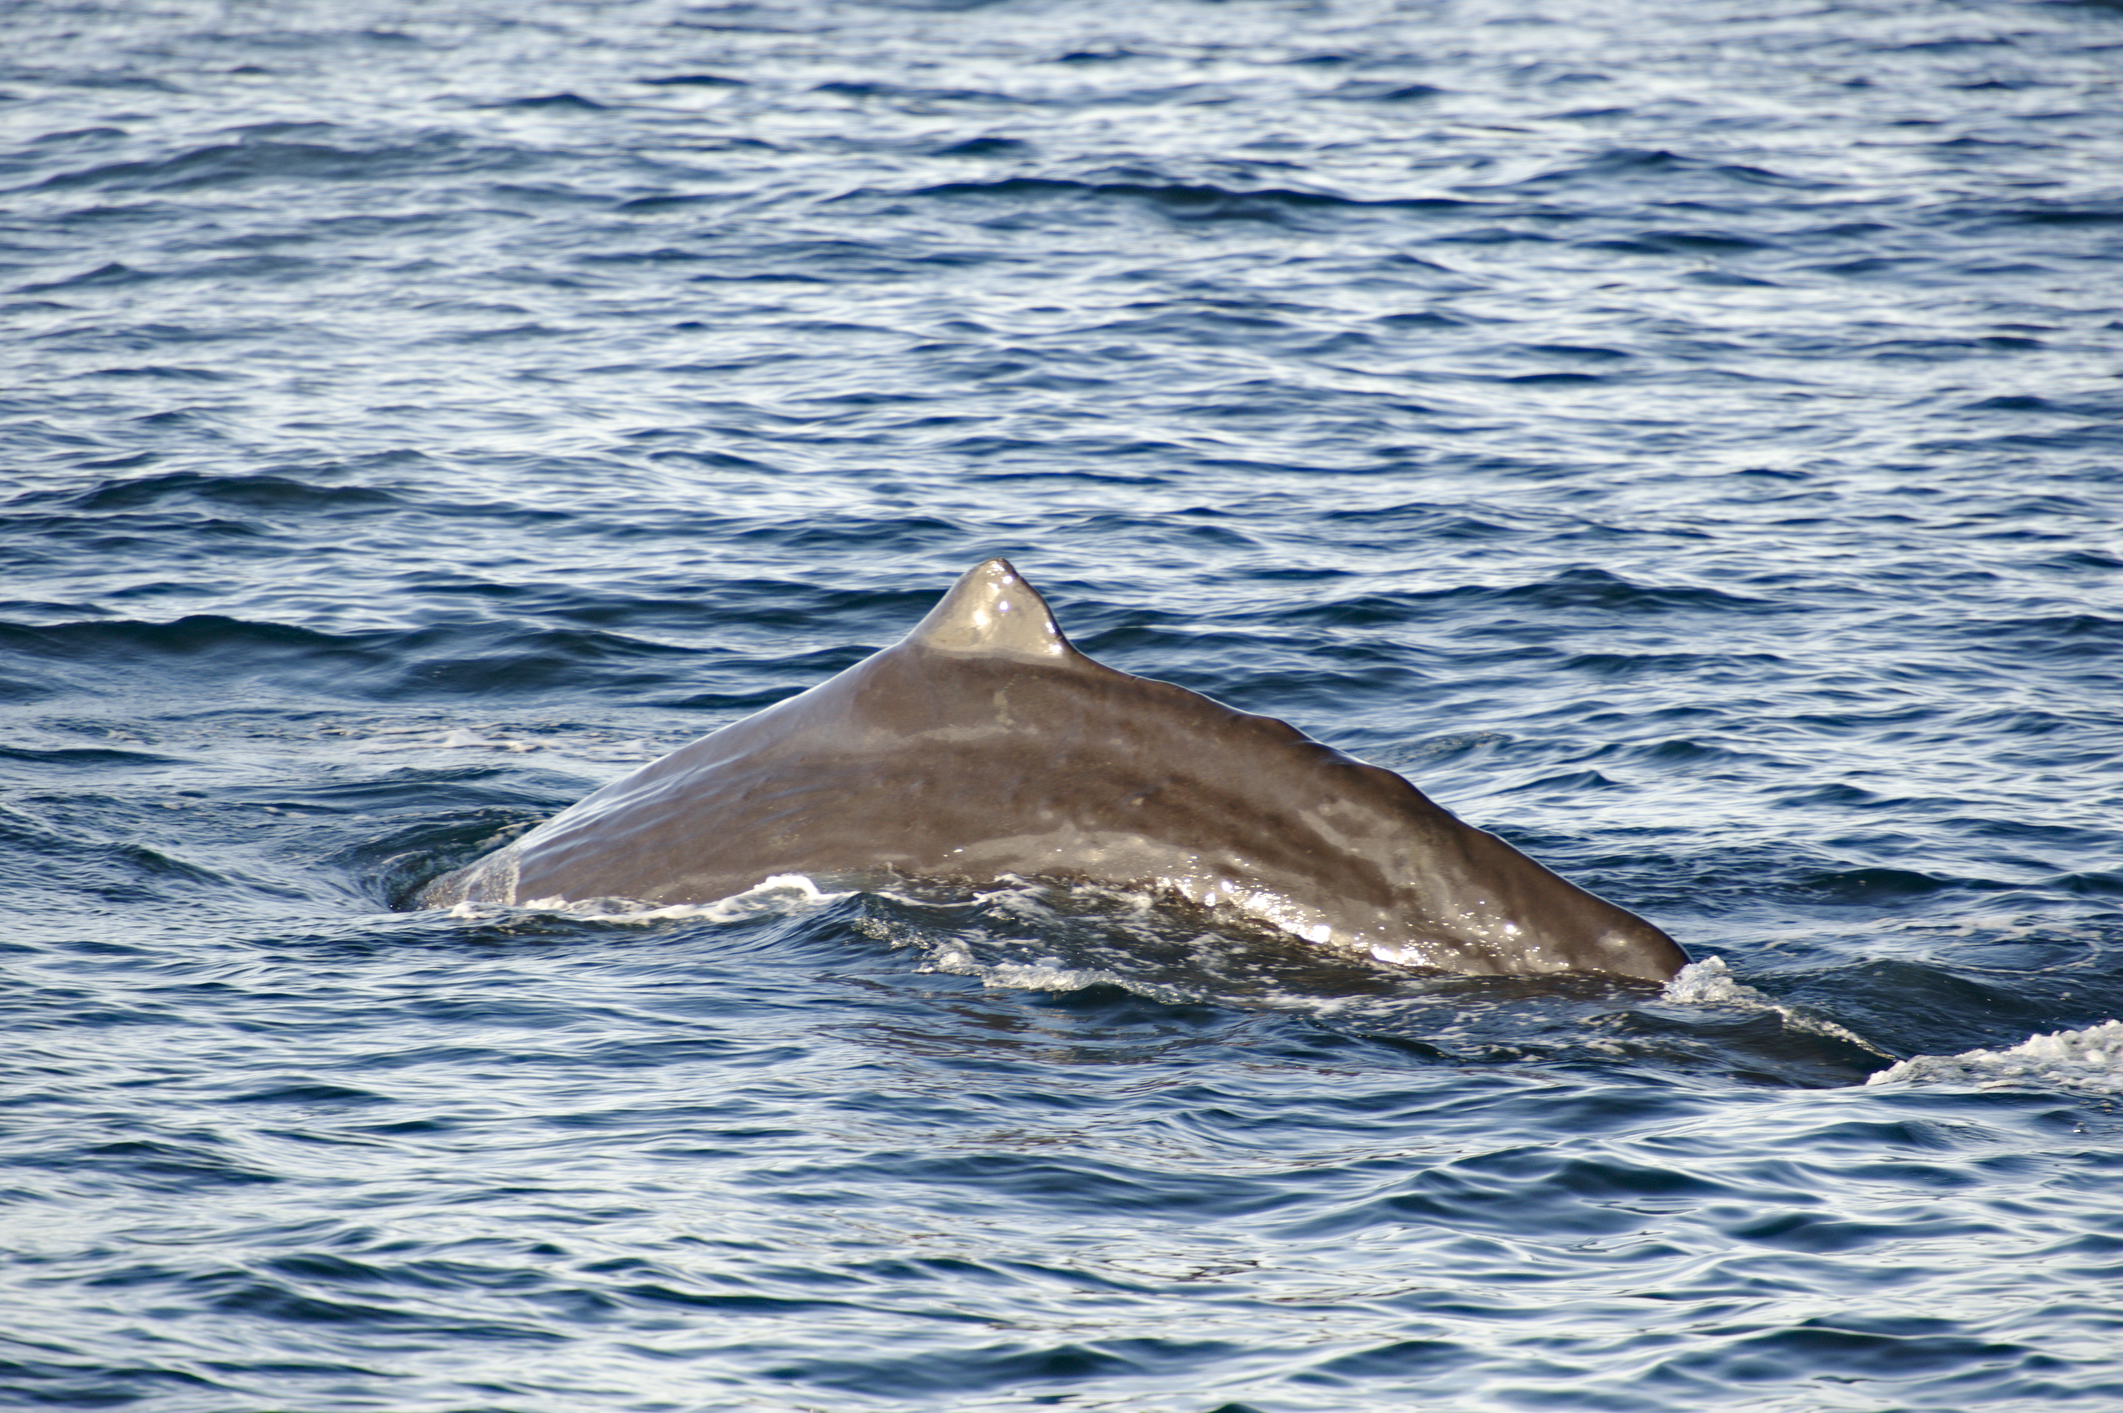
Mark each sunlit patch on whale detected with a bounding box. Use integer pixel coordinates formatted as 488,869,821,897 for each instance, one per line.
418,559,1687,982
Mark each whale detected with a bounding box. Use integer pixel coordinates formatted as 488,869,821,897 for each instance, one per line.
419,559,1687,982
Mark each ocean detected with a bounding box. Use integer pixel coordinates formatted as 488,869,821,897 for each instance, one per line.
4,0,2123,1408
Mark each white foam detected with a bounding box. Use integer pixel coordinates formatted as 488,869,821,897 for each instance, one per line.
1867,1019,2123,1093
1660,956,1892,1057
351,724,666,760
1661,955,1747,1005
917,936,1109,992
357,726,536,753
449,874,849,926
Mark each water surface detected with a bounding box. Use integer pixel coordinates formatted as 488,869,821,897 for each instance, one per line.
5,1,2123,1408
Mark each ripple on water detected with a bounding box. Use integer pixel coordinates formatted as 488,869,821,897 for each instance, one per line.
6,0,2123,1408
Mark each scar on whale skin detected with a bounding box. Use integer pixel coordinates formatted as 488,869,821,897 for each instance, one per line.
420,559,1687,982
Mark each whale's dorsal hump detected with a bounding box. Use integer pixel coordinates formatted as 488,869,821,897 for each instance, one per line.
905,558,1075,659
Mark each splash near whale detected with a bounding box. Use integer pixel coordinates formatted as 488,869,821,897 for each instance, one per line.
420,559,1687,982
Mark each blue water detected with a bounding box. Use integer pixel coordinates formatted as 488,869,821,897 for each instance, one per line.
6,0,2123,1408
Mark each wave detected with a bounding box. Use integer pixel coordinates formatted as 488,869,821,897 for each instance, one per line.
0,614,706,704
1662,957,1892,1061
19,468,408,516
1868,1019,2123,1093
1461,147,1836,198
870,174,1479,225
32,131,531,195
1429,568,1774,617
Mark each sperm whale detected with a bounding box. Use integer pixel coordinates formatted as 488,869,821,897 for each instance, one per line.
420,559,1686,982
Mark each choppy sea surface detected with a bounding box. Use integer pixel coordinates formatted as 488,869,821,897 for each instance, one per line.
6,1,2123,1408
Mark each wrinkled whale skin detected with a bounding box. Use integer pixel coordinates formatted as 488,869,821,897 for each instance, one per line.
420,559,1686,982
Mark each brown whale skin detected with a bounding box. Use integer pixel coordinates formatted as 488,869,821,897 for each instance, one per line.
420,559,1687,983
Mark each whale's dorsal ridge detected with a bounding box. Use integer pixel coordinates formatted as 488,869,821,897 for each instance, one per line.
904,557,1075,659
420,559,1686,982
